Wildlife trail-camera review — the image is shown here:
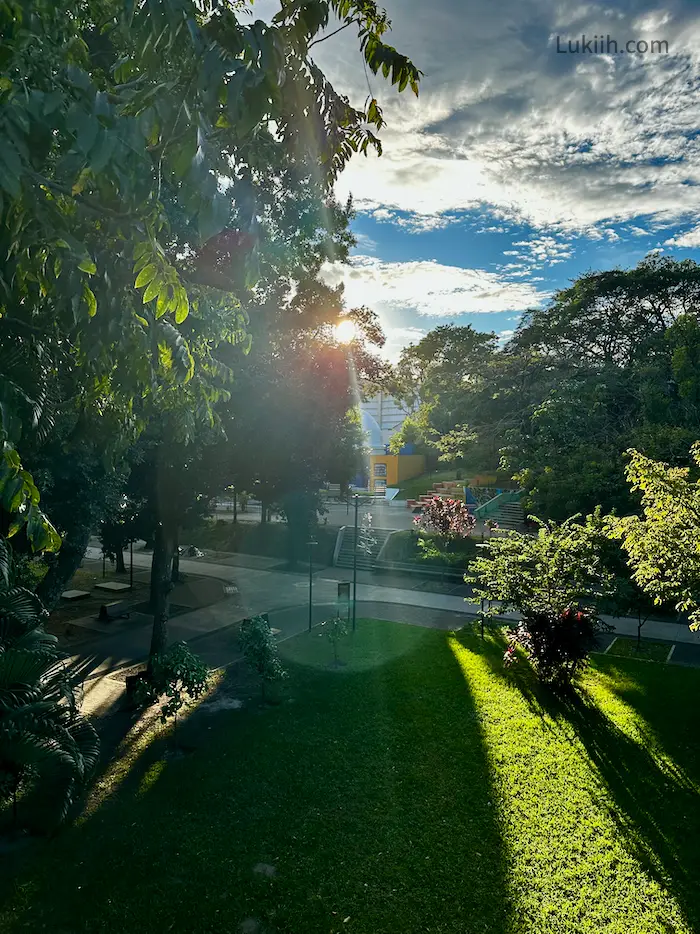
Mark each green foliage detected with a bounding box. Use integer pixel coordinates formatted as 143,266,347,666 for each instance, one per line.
320,612,348,666
0,540,98,831
0,0,419,576
238,614,287,698
0,445,60,553
612,444,700,630
504,608,611,685
382,529,478,569
391,258,700,521
135,643,209,723
467,512,614,618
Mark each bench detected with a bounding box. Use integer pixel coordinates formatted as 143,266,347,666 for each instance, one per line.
98,601,130,622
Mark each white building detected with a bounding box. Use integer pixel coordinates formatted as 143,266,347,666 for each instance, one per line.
359,391,416,452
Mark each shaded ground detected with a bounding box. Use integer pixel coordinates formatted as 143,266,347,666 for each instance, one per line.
2,621,700,933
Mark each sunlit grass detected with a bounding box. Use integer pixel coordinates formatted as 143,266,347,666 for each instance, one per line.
82,667,224,818
450,629,696,932
607,637,671,663
2,621,699,934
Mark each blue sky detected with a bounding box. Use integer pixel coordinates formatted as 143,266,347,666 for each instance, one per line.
301,0,700,360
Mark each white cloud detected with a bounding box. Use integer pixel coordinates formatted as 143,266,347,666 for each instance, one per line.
353,232,378,253
307,0,700,237
665,225,700,248
382,325,429,362
321,255,549,317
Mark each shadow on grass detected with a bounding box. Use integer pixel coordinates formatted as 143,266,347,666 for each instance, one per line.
455,625,700,931
0,621,512,934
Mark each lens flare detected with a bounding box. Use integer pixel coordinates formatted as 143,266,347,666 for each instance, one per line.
334,319,357,344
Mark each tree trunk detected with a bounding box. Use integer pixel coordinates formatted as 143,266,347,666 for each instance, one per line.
149,520,175,663
171,528,180,584
233,492,237,524
260,496,268,525
36,527,92,610
115,548,126,574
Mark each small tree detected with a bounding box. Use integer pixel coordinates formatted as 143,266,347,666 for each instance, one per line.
504,608,605,685
239,615,287,701
467,512,613,683
135,643,210,729
321,612,348,667
613,445,700,630
357,511,377,558
413,497,476,572
414,497,476,539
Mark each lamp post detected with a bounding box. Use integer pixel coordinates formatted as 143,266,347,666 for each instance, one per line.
352,494,359,632
307,539,318,631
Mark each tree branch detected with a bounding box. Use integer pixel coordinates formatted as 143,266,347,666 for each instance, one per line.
308,19,357,49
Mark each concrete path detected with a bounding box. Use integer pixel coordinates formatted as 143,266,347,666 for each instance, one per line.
92,548,700,643
69,542,700,723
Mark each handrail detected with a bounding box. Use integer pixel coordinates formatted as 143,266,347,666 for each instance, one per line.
473,489,523,520
333,526,347,566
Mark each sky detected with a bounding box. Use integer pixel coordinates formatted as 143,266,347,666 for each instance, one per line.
265,0,700,361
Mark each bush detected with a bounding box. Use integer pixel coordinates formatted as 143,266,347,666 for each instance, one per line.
0,539,99,831
320,612,348,666
239,614,287,700
135,643,210,723
382,530,478,569
504,608,611,685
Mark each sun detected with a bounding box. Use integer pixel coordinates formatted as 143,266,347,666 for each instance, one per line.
334,319,357,344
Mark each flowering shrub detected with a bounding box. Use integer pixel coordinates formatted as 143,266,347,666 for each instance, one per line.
414,497,476,539
504,608,611,685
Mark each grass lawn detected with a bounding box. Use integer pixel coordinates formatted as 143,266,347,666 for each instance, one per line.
2,621,700,933
607,637,672,663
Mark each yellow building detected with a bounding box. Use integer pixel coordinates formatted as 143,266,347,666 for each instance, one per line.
369,454,425,493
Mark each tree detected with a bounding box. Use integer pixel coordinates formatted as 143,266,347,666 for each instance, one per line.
467,513,614,619
503,608,607,686
0,0,421,604
389,259,700,523
468,513,614,684
320,612,347,668
134,642,209,727
0,539,99,831
239,614,287,701
612,444,700,630
414,497,476,540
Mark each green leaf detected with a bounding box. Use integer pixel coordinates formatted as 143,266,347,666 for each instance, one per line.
142,278,160,304
82,283,97,317
78,257,97,275
76,112,99,155
133,241,151,261
0,152,20,198
89,131,116,174
174,287,190,324
135,264,157,288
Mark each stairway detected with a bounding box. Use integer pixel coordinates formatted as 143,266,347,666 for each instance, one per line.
334,527,394,569
492,500,527,532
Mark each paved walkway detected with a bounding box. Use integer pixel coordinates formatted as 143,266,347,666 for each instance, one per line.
70,542,700,721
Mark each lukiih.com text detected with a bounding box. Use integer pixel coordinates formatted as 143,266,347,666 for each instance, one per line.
556,35,669,55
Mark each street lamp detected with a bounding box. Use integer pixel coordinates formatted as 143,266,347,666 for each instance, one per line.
307,539,318,631
352,494,359,632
